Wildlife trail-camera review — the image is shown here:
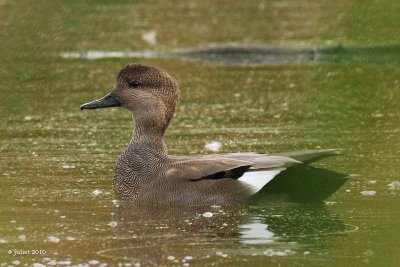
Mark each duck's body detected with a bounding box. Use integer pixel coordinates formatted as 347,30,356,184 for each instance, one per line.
81,64,347,205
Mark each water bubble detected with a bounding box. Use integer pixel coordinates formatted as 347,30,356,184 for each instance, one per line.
18,235,26,242
205,141,222,152
48,260,57,265
62,163,75,169
371,111,383,118
142,30,157,45
274,251,287,256
47,236,60,243
364,249,374,256
388,181,400,190
91,189,102,196
263,249,291,256
216,251,228,257
57,260,72,265
108,221,118,228
202,212,213,218
184,256,193,261
88,260,100,265
112,199,121,207
360,190,376,196
263,249,274,256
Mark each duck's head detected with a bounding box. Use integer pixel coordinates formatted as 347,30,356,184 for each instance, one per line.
80,64,179,132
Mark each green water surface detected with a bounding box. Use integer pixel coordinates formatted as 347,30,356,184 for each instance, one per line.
1,0,400,266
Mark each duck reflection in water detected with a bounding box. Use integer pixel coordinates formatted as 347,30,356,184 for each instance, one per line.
99,203,346,265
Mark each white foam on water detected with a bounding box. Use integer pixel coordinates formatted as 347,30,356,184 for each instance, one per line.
47,236,60,243
202,212,213,218
142,30,157,45
388,181,400,190
360,190,376,196
204,141,222,152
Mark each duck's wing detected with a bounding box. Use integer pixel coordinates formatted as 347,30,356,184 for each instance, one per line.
165,154,300,184
274,149,341,164
167,150,345,202
222,149,341,166
171,149,339,168
165,158,252,181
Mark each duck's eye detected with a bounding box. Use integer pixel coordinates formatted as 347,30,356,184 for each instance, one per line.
129,80,140,88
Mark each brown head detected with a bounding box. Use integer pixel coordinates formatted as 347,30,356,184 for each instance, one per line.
80,64,180,137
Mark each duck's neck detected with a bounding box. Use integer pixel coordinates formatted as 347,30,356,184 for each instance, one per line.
131,113,168,154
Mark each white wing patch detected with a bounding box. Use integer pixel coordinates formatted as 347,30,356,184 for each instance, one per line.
238,168,285,193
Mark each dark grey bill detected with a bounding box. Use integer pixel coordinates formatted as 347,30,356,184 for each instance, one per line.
80,92,121,110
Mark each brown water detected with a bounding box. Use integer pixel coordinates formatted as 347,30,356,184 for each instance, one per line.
1,0,400,266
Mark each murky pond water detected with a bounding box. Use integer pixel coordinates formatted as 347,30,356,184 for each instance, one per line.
1,0,400,266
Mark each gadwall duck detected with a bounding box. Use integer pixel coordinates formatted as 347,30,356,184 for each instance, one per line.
80,64,347,205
